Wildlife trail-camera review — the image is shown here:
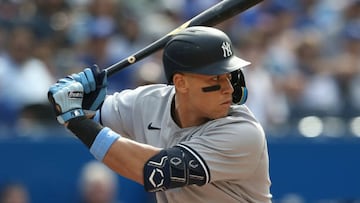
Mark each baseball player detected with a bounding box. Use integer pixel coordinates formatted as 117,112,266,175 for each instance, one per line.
48,26,272,203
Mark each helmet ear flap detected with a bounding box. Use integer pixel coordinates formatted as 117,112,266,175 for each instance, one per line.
238,86,248,105
231,69,248,104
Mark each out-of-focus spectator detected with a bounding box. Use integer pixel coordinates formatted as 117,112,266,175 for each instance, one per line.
0,182,30,203
72,0,144,92
333,30,360,115
29,0,73,78
0,23,55,133
77,161,121,203
330,0,360,117
78,16,116,69
0,27,7,54
294,32,342,117
30,0,72,44
15,103,65,137
259,3,305,127
237,30,288,132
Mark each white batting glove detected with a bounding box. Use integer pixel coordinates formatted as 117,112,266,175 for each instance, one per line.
48,78,85,124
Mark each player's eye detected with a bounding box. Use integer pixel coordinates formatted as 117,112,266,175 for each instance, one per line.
211,76,220,81
211,74,231,81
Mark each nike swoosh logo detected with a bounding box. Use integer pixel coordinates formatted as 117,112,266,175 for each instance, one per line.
148,122,161,130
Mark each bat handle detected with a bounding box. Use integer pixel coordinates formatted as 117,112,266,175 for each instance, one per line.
106,58,132,77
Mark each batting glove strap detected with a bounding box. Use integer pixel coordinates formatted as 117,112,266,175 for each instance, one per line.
57,109,85,125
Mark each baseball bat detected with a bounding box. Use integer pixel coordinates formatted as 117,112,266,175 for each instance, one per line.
106,0,263,77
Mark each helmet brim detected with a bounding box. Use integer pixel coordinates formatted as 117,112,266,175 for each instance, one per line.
187,55,251,76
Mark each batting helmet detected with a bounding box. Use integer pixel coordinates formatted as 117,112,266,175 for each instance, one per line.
163,26,251,104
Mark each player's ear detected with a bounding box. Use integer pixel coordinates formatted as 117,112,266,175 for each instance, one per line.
173,73,188,93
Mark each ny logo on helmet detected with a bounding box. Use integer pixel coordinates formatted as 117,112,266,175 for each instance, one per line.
221,41,232,58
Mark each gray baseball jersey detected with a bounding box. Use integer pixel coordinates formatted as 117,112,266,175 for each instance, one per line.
99,84,272,203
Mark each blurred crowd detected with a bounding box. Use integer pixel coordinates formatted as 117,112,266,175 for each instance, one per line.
0,0,359,138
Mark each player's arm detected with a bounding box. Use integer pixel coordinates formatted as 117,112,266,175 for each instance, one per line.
48,70,210,190
103,134,160,184
66,116,210,188
47,68,158,184
66,116,161,184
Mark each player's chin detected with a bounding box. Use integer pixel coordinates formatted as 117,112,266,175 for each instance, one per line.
211,107,231,119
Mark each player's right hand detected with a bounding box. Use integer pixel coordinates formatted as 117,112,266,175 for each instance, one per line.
48,78,85,124
70,64,107,111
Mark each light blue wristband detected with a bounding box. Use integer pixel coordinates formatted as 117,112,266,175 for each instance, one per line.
90,127,121,161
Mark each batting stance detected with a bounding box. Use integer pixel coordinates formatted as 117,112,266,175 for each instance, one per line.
48,26,272,202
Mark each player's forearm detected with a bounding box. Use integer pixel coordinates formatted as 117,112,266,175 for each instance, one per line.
67,116,161,184
103,138,161,184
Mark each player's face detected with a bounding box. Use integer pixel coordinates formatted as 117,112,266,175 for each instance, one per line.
182,72,234,120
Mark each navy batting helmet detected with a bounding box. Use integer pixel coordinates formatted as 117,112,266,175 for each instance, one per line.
162,26,251,104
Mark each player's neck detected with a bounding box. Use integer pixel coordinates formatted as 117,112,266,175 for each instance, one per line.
171,95,209,128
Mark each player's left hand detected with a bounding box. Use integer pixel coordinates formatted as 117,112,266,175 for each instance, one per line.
48,78,85,124
70,64,107,111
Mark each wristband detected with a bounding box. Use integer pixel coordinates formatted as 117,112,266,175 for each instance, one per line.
90,127,121,161
67,116,103,147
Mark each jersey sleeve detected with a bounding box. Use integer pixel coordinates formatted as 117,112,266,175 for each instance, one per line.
99,89,137,139
181,119,267,182
98,84,171,141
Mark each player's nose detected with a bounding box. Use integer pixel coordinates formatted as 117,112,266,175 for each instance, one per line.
220,76,234,95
